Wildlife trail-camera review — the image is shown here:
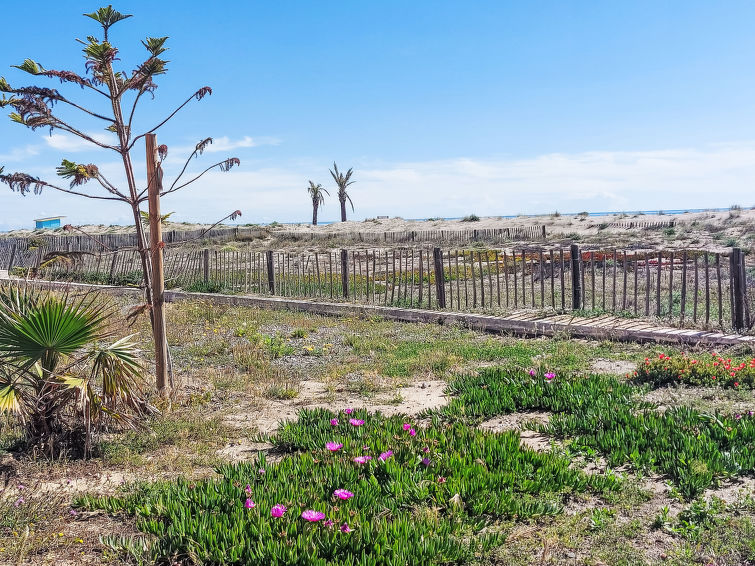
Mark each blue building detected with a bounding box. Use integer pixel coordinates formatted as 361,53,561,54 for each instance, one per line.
34,216,65,230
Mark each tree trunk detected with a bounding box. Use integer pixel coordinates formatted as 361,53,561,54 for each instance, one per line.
340,198,347,222
313,203,318,226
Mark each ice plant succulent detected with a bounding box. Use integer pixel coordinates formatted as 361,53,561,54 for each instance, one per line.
333,489,354,500
330,418,339,426
349,418,365,427
353,456,372,464
270,504,287,518
301,510,326,522
326,442,343,452
379,450,393,461
244,498,255,509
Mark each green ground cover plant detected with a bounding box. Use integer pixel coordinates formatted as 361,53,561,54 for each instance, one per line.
441,368,755,498
77,407,618,565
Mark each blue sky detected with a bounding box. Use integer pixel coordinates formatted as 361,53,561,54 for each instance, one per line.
1,1,755,230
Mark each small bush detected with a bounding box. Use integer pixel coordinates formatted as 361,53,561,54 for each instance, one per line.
635,352,755,389
460,214,480,222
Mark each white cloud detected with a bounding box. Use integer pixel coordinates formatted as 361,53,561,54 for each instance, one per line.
168,136,281,159
2,142,755,230
43,132,116,152
0,144,41,163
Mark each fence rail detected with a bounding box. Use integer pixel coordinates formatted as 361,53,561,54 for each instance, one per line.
5,243,753,333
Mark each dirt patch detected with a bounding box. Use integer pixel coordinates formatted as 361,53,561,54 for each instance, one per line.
705,476,755,505
479,411,552,433
590,358,637,376
479,411,553,451
224,379,448,436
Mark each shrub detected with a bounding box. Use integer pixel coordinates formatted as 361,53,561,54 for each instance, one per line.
0,285,148,457
635,352,755,389
460,214,480,222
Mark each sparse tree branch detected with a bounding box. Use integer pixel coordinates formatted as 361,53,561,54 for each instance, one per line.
62,224,113,251
128,87,212,150
56,95,116,123
155,157,240,199
0,169,123,201
50,118,119,151
162,137,212,195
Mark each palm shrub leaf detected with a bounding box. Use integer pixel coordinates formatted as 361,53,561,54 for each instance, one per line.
0,284,147,456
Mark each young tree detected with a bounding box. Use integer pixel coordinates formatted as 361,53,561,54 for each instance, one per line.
0,6,240,394
307,180,328,226
329,162,355,222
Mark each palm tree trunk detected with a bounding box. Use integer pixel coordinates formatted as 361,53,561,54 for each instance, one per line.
340,198,347,222
313,204,318,226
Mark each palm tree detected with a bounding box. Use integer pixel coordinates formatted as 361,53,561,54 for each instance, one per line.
307,181,329,226
0,285,147,457
329,162,355,222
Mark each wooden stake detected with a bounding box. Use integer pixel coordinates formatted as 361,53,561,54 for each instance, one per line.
146,133,169,395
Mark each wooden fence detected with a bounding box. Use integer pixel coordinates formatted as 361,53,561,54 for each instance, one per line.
11,243,753,333
608,220,676,229
0,226,261,258
273,226,547,244
0,224,547,259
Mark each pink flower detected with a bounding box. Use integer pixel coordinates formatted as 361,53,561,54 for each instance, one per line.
326,442,343,452
409,429,417,436
423,446,430,453
528,369,536,376
735,414,742,420
244,498,256,509
258,468,266,476
545,372,555,380
333,489,354,500
421,457,431,467
349,418,365,426
270,504,287,518
402,423,412,431
330,418,339,426
362,445,370,451
353,456,372,464
340,522,353,533
343,408,353,415
301,509,326,522
379,450,393,461
244,484,252,495
323,519,334,527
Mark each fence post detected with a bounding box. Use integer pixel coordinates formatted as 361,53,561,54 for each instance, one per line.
730,247,746,331
7,244,16,271
266,250,275,294
570,244,582,310
341,249,349,299
108,251,118,283
542,226,546,238
433,247,446,308
203,249,210,283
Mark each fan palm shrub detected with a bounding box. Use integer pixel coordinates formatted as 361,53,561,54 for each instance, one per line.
0,285,148,457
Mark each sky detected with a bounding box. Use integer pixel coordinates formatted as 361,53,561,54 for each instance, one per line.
1,1,755,231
